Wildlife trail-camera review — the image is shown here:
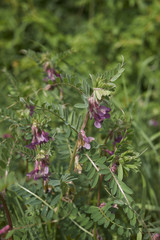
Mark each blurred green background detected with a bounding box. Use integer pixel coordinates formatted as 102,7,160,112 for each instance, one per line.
0,0,160,227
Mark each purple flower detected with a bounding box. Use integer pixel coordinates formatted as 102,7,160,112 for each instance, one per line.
46,69,61,82
0,225,10,236
78,130,94,150
111,163,118,173
148,119,159,127
26,124,54,150
99,202,106,208
27,156,49,180
104,149,114,155
114,135,123,144
88,97,111,128
2,134,12,139
112,203,118,209
44,63,62,83
152,233,160,240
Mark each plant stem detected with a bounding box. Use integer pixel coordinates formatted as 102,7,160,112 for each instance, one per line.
0,192,13,240
68,140,78,173
93,223,97,240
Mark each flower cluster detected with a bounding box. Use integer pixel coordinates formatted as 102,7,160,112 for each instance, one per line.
27,154,49,180
88,96,111,128
152,233,160,240
78,129,94,150
44,62,62,83
26,123,54,150
110,162,118,173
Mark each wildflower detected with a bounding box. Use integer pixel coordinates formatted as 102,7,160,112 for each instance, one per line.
105,149,114,155
99,202,106,208
26,124,54,150
111,163,118,173
27,155,49,180
152,233,160,240
0,225,10,236
78,130,94,150
114,134,122,145
148,119,159,127
88,96,111,128
112,203,118,209
2,134,12,139
44,62,62,83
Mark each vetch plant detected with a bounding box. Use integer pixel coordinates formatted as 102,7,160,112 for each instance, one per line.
0,52,155,240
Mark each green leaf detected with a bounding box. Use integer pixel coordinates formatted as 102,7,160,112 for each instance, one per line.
118,164,123,181
5,229,16,239
85,221,93,229
87,206,98,214
110,68,125,82
99,168,110,175
137,229,142,240
74,103,88,108
59,104,64,117
91,173,99,188
104,173,112,181
94,88,111,100
47,209,54,220
98,217,105,225
119,180,133,195
111,180,118,195
104,221,110,228
127,208,134,220
91,212,103,222
118,227,124,235
76,115,82,130
111,223,116,230
87,167,96,180
49,180,60,187
130,213,136,226
86,162,92,172
41,205,48,217
71,111,75,125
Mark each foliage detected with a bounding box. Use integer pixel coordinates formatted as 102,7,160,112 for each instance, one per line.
0,0,160,239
